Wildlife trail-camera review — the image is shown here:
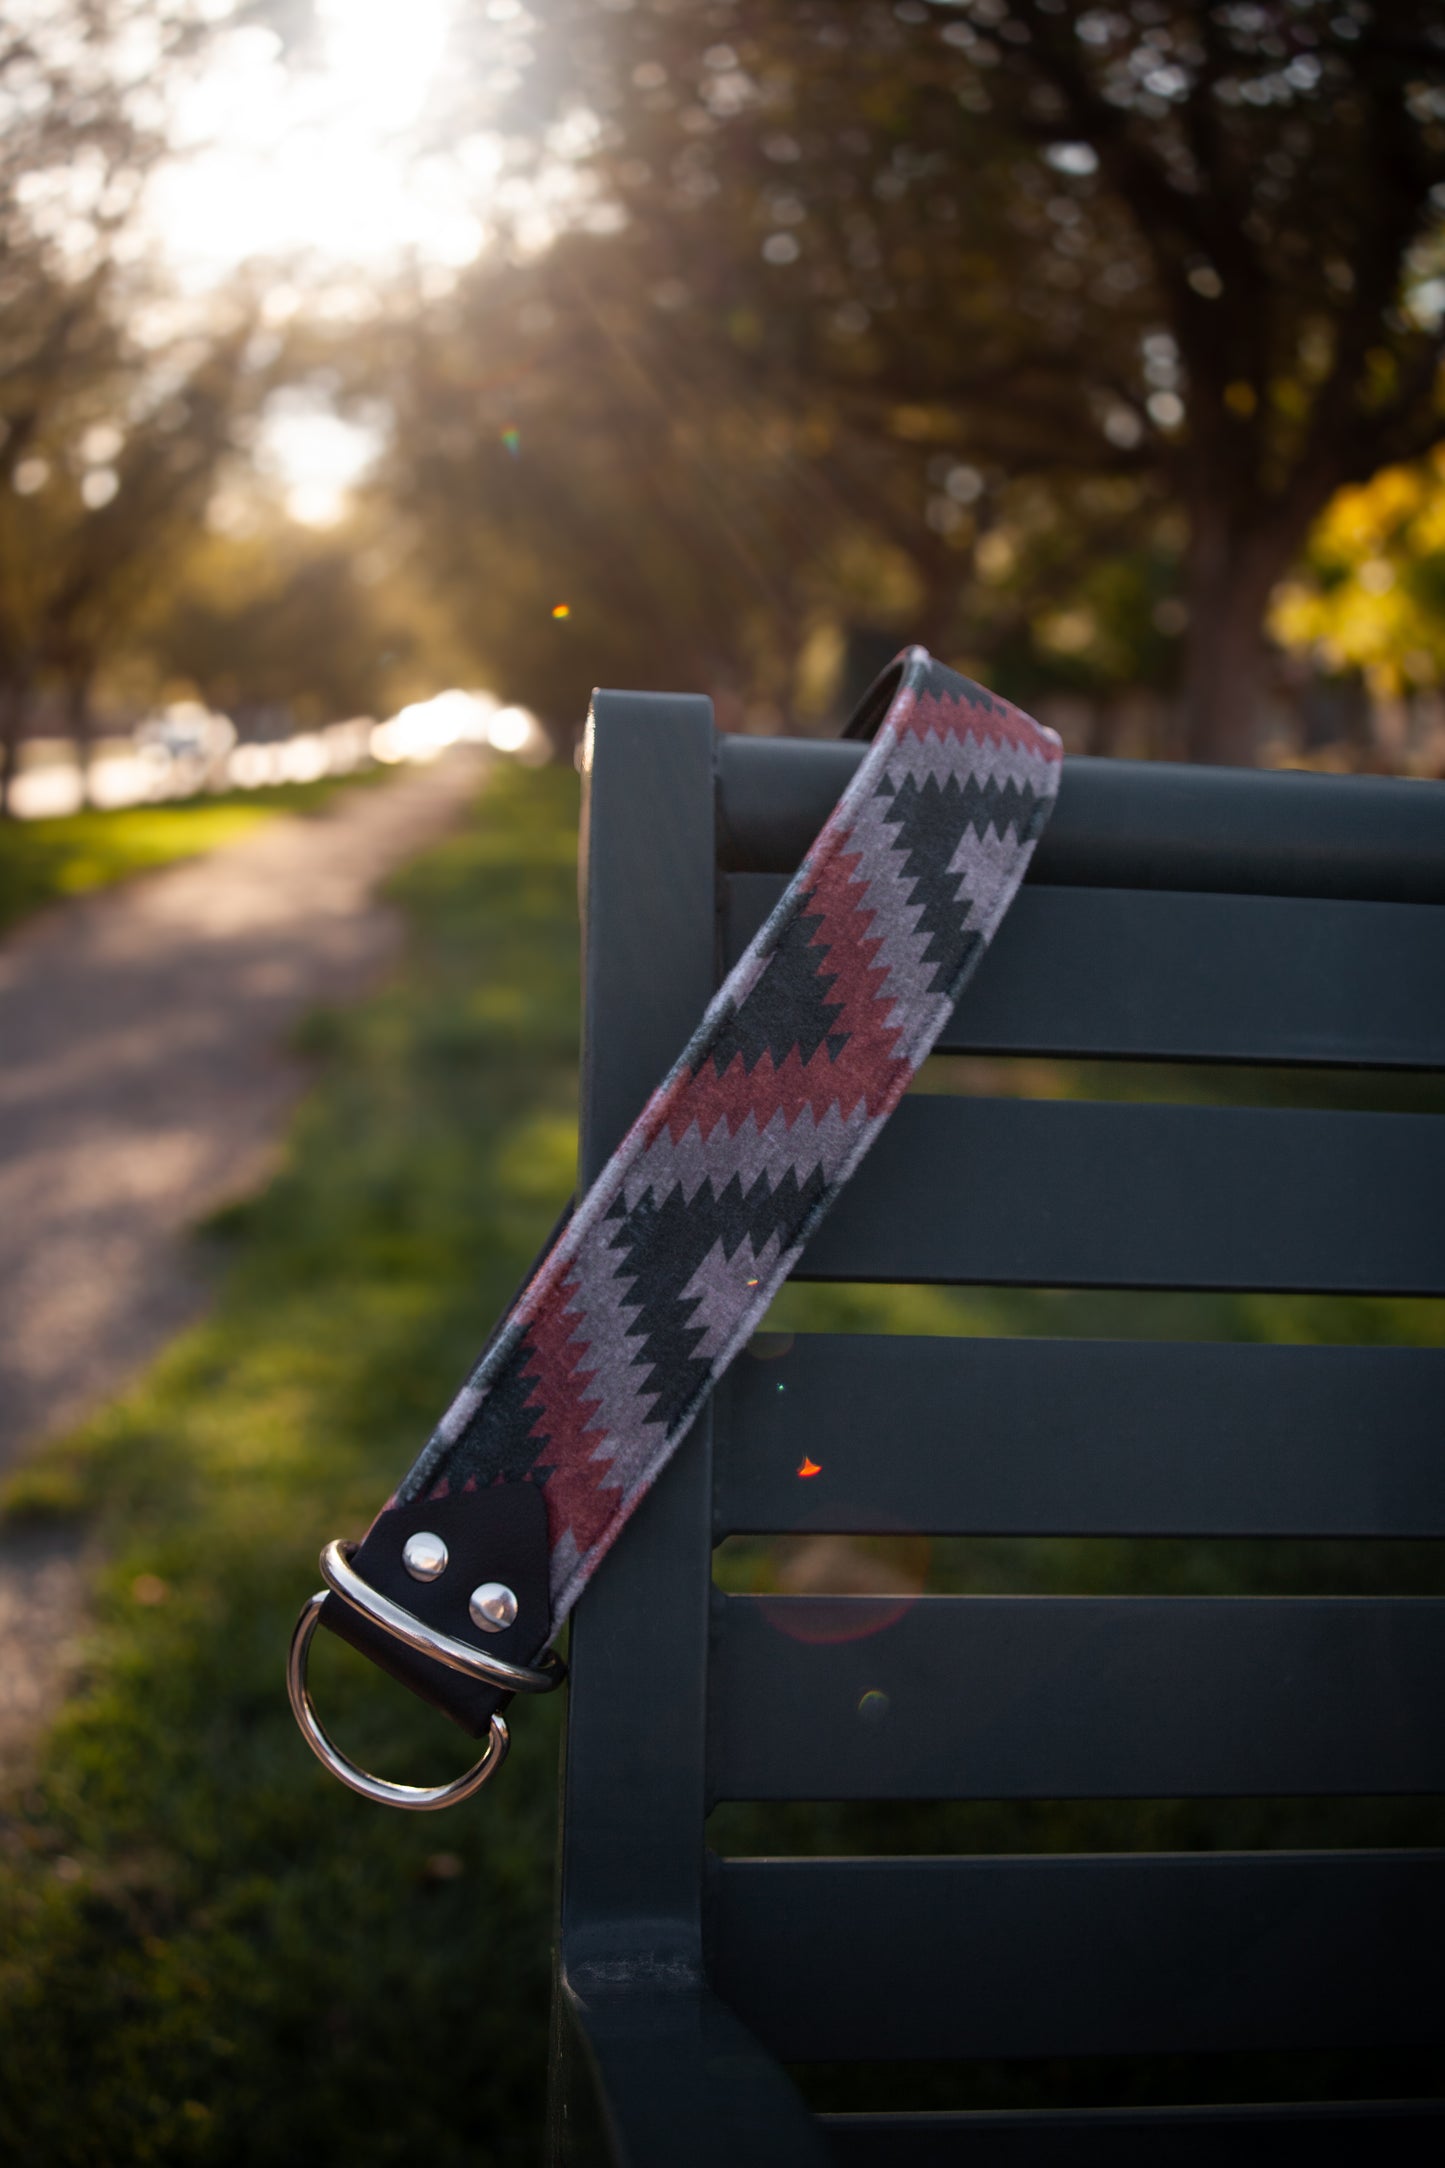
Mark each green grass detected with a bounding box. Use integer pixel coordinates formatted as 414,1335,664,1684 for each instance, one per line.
0,764,582,2166
0,771,384,937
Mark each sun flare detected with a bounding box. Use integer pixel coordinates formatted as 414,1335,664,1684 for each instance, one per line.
147,0,483,285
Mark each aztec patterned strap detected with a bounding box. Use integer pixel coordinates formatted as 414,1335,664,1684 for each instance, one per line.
309,649,1062,1754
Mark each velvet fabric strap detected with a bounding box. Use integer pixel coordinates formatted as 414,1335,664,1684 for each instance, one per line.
316,649,1062,1736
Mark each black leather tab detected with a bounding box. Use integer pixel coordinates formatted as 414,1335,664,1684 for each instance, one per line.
318,1484,552,1738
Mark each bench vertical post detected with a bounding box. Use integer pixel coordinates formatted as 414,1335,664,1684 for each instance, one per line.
549,692,828,2165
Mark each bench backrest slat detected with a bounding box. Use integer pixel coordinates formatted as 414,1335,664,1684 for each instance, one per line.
716,1338,1445,1538
709,1594,1445,1800
712,1853,1445,2060
822,2103,1444,2164
717,739,1445,902
803,1096,1445,1294
725,876,1445,1069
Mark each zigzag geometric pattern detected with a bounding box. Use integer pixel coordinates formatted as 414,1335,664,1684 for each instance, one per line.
393,648,1062,1624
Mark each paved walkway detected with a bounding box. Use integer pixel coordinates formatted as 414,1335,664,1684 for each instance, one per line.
0,751,487,1772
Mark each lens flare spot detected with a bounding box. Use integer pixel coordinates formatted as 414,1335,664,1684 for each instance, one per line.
551,602,570,619
502,427,521,456
857,1689,890,1724
797,1457,822,1479
748,1331,794,1362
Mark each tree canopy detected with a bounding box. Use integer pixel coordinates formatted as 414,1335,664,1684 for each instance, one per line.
450,0,1445,758
0,3,282,805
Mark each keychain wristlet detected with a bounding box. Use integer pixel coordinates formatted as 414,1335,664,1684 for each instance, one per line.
289,648,1062,1806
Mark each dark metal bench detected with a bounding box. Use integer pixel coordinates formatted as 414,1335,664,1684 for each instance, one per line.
547,691,1445,2164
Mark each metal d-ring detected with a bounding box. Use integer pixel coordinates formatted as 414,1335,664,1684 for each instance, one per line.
317,1540,565,1696
287,1592,510,1810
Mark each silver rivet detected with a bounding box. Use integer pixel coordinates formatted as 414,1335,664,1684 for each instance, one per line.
402,1530,449,1583
469,1581,518,1634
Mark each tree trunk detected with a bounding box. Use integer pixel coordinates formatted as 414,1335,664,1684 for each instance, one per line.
913,534,961,661
1179,479,1335,768
1180,500,1289,765
0,676,33,819
64,674,95,809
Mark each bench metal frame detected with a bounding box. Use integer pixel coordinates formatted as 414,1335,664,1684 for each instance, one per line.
547,693,1445,2164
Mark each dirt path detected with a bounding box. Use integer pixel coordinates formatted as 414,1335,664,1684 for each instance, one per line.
0,751,487,1770
0,750,487,1471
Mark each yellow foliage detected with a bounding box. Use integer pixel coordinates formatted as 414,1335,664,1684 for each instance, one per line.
1270,444,1445,696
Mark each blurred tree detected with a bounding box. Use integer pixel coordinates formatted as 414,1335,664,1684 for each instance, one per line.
372,229,1193,742
9,315,277,782
0,1,299,809
132,500,443,730
1,3,142,805
478,0,1445,760
369,242,898,736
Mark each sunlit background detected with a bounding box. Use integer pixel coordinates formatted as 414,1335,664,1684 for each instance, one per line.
152,0,484,528
4,0,1444,815
154,1,471,286
1,0,597,821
